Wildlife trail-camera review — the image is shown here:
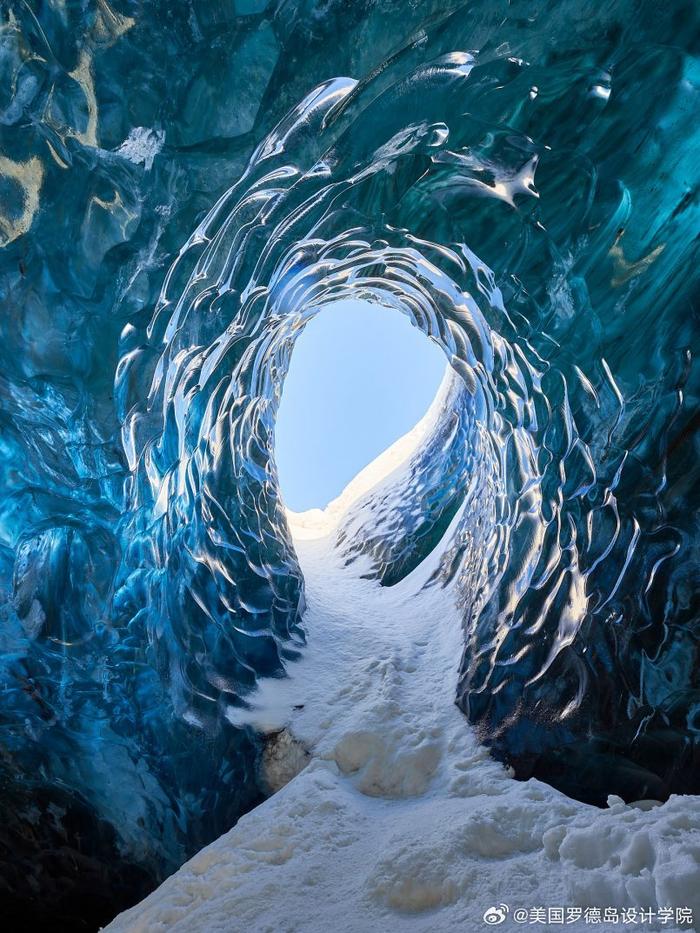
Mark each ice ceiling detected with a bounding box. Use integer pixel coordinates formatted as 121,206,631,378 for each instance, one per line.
1,0,699,929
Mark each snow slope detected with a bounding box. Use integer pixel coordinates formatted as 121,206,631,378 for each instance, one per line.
105,444,700,933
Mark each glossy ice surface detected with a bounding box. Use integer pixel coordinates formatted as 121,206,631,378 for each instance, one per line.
1,0,698,928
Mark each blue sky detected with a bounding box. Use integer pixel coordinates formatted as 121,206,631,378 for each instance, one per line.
274,299,447,512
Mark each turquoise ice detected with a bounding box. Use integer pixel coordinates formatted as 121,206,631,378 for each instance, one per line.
0,0,698,928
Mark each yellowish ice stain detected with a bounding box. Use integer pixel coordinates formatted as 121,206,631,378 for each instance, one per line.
0,155,45,246
88,188,139,240
48,1,136,148
2,8,48,72
610,237,665,287
67,48,99,147
92,0,135,45
45,140,70,169
0,0,137,248
91,188,124,211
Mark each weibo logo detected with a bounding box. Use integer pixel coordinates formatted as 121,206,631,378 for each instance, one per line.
483,904,509,925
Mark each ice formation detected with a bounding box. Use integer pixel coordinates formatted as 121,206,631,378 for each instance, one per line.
106,452,700,930
0,0,699,929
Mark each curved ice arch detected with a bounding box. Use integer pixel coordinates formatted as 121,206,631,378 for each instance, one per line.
117,45,697,807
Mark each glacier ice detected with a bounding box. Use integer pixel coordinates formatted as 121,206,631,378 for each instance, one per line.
0,0,699,928
104,504,700,932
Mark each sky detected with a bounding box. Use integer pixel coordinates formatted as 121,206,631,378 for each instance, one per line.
274,299,448,512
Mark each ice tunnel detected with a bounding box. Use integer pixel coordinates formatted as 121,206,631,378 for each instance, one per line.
273,299,448,513
1,0,699,929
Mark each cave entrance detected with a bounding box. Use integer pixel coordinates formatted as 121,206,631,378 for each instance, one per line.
274,299,447,513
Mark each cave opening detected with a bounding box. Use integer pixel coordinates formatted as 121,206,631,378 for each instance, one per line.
273,298,448,514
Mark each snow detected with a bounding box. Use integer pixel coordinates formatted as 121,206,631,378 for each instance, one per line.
114,128,165,171
287,365,453,542
105,415,700,933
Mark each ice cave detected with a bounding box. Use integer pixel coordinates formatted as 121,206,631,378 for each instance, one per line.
0,0,699,930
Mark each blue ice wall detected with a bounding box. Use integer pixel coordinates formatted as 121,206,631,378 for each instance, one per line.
1,0,699,929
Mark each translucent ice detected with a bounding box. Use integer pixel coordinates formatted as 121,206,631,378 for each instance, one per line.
1,0,699,928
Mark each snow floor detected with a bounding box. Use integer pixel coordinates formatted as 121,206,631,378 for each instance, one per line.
105,510,700,933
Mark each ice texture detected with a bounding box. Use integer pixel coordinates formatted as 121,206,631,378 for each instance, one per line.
106,503,700,932
0,0,699,929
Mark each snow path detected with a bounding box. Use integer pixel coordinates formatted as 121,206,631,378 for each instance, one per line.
106,523,700,933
